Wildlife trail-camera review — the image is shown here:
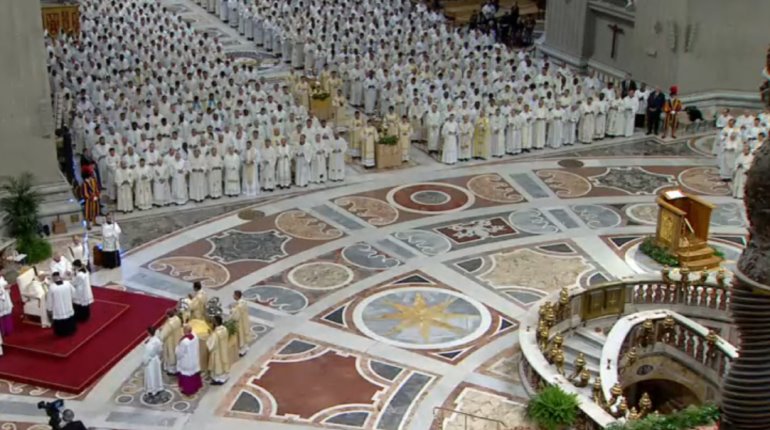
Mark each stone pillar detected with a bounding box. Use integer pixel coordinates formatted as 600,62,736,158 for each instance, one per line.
0,0,61,185
720,142,770,428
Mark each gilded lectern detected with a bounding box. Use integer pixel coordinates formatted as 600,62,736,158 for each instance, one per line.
655,189,722,270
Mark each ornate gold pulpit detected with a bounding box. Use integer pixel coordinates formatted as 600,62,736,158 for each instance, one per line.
655,189,722,270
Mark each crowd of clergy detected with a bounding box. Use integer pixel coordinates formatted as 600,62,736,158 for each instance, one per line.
715,109,769,199
208,0,649,166
141,285,252,398
48,0,351,215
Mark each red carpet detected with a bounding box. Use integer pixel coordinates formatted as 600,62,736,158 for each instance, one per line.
0,285,175,393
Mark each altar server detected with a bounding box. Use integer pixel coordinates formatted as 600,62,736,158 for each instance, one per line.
46,273,77,337
143,327,164,398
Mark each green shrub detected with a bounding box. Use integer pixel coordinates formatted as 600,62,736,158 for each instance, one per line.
0,172,42,238
224,318,238,336
606,404,719,430
378,135,398,146
17,235,52,264
527,385,580,430
640,237,680,267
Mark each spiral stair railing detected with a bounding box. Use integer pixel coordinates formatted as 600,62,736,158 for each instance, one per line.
519,267,736,429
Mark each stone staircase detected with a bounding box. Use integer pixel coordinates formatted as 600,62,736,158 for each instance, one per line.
561,327,606,395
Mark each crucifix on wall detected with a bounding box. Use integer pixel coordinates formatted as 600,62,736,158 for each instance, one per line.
608,24,624,59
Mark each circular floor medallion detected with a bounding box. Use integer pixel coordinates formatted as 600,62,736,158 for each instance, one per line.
386,182,475,214
353,287,491,350
411,190,451,206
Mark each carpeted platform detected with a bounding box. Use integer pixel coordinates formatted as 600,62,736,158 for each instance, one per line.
5,299,129,357
0,285,175,393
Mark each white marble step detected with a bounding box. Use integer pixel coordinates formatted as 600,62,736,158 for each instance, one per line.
562,336,603,364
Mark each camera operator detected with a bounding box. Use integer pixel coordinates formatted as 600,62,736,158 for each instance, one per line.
59,409,87,430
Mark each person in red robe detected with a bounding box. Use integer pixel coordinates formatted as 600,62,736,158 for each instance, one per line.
81,172,100,230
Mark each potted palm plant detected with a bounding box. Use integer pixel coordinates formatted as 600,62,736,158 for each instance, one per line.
0,172,52,263
527,385,580,430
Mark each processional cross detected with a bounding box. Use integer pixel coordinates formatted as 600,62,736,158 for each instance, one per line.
608,24,624,59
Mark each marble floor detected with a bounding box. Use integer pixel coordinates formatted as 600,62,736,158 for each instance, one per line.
1,2,748,430
2,131,747,430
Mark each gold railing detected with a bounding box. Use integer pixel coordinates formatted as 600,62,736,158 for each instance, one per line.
521,267,733,429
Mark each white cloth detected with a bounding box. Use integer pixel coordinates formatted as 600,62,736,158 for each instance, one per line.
46,281,75,320
102,222,122,252
175,335,201,376
143,335,164,396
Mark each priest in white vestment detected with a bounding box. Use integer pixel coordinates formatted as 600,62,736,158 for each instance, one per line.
425,105,442,153
458,115,474,161
223,147,241,196
329,132,348,181
594,96,607,139
114,161,134,213
441,114,459,165
720,131,741,180
46,274,77,337
294,136,313,187
565,105,580,145
152,157,171,206
143,327,164,398
175,325,202,396
623,91,640,137
276,138,293,188
310,135,329,183
170,152,189,205
188,149,208,203
242,141,260,196
207,147,224,199
732,143,754,198
134,159,153,210
259,139,278,191
532,101,548,150
579,99,596,144
520,106,534,152
548,105,565,149
490,108,505,157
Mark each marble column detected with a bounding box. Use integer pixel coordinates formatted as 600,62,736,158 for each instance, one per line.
0,0,61,185
720,143,770,428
